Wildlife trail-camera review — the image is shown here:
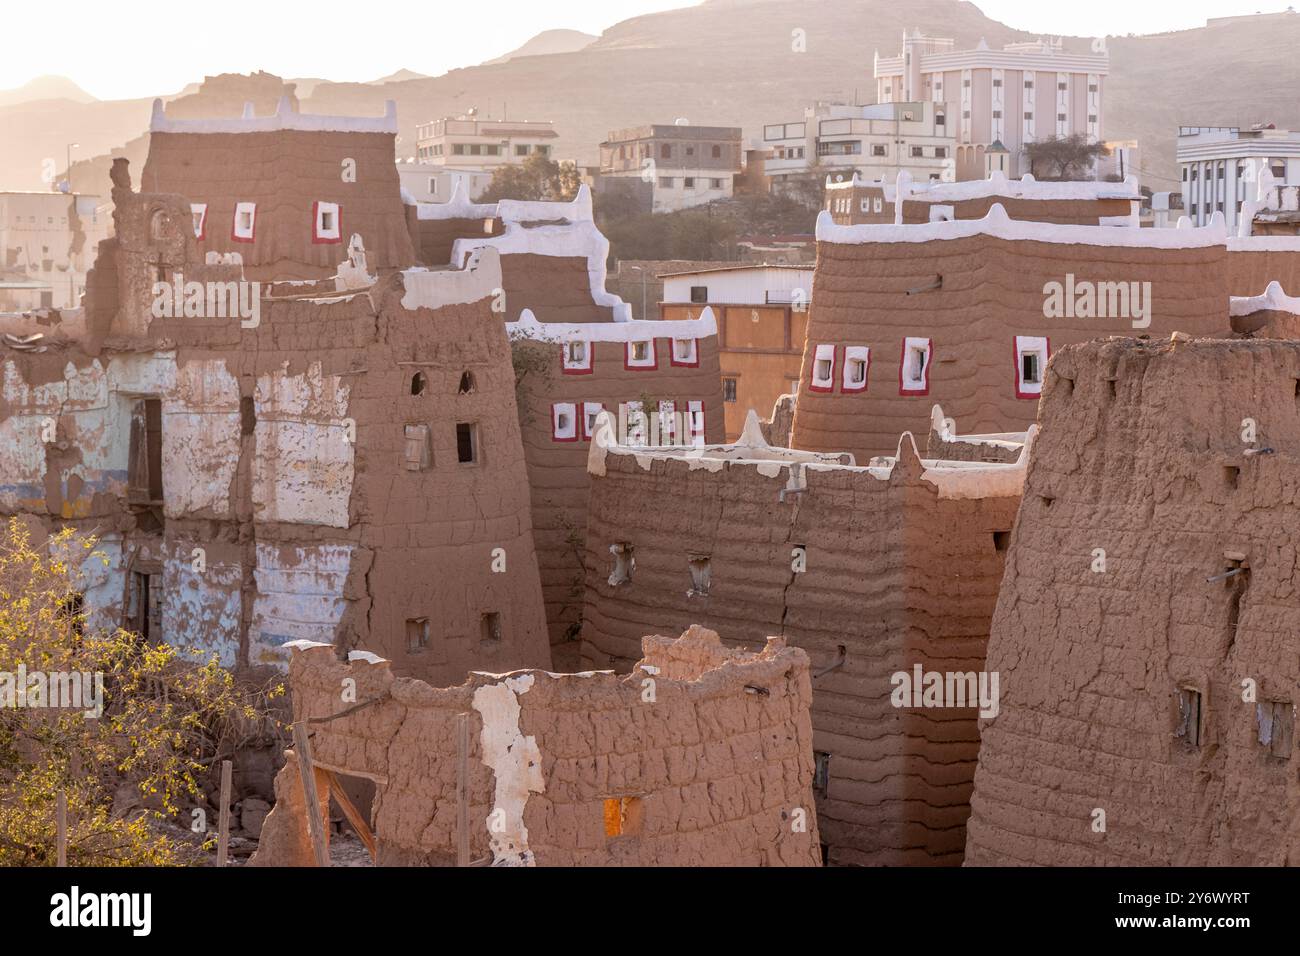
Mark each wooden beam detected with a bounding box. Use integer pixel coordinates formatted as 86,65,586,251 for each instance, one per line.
216,759,232,867
292,722,331,867
321,769,377,863
56,792,67,867
456,713,470,867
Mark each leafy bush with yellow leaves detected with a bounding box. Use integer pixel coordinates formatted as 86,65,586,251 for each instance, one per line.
0,518,282,865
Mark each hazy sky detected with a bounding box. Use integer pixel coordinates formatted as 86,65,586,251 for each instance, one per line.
3,0,1293,100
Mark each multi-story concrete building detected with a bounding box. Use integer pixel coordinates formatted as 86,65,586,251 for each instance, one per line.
414,115,558,170
874,31,1108,180
395,161,493,204
0,191,108,311
1178,125,1300,233
659,264,813,440
599,124,743,213
763,101,955,192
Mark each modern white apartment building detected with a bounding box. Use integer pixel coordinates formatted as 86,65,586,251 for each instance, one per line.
0,191,107,311
1177,125,1300,233
395,161,494,203
599,124,743,213
874,31,1108,180
414,115,558,170
763,101,955,192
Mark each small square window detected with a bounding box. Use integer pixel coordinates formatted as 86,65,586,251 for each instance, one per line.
1176,686,1202,748
403,423,431,471
671,338,698,367
480,611,502,643
688,554,711,596
810,344,836,393
603,796,643,838
609,542,634,585
456,422,478,463
684,177,696,189
190,203,207,240
626,339,657,370
562,339,593,374
1258,699,1294,758
1013,336,1049,400
813,752,831,797
843,346,869,392
581,402,604,441
232,201,256,243
900,337,931,395
406,617,429,654
690,286,708,303
687,400,705,447
552,402,578,442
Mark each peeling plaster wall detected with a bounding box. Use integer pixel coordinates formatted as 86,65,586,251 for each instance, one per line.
249,543,353,667
579,435,1022,865
966,337,1300,866
251,626,822,867
252,362,354,528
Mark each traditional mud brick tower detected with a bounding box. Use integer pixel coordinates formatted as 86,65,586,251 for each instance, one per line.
965,336,1300,866
0,111,550,684
794,205,1236,461
826,170,1140,227
249,626,822,867
141,97,418,281
411,186,726,669
579,411,1026,865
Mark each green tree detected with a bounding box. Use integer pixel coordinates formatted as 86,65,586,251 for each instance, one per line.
1024,134,1111,181
475,153,581,203
0,518,281,865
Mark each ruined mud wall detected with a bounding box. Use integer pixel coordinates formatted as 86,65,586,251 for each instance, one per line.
512,316,725,669
793,213,1232,460
253,628,821,866
579,434,1021,865
142,127,416,281
966,336,1300,866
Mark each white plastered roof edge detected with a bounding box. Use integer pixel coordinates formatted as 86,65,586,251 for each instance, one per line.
150,96,398,135
1230,280,1300,317
817,203,1228,248
508,306,717,343
400,247,503,311
825,170,1139,203
414,181,595,224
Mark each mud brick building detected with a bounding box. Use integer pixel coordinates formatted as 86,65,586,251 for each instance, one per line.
966,337,1300,865
579,410,1028,865
249,626,822,867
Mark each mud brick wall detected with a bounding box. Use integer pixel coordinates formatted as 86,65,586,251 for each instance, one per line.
410,215,504,267
579,437,1021,865
517,334,725,669
142,128,417,281
499,254,615,324
793,227,1232,460
253,627,821,866
966,336,1300,866
1226,244,1300,298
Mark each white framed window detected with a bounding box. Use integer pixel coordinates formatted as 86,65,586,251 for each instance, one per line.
232,201,257,243
190,203,207,240
625,400,648,446
809,343,836,393
658,400,677,443
551,402,578,442
670,337,698,367
581,402,605,441
562,339,593,374
313,201,342,244
873,197,883,213
625,338,657,370
860,198,870,213
688,400,705,447
899,337,932,395
1013,335,1050,400
842,346,870,393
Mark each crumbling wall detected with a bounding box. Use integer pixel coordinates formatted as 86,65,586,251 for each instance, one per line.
793,212,1233,460
251,627,822,866
966,336,1300,866
579,424,1022,864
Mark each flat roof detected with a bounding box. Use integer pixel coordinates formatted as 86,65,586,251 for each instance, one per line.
657,263,814,279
